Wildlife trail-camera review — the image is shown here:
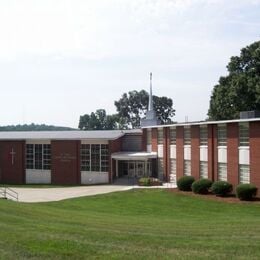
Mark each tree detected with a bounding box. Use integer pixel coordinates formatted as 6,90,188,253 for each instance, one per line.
78,109,121,130
208,41,260,120
114,90,175,128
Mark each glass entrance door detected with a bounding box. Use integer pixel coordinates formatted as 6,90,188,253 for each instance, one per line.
136,161,144,178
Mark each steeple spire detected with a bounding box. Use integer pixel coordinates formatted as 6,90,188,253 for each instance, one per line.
148,72,154,111
140,72,160,127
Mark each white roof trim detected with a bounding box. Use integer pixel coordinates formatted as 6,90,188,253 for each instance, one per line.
111,151,157,160
141,117,260,129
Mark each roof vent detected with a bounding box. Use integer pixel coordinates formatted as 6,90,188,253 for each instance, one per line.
240,111,260,119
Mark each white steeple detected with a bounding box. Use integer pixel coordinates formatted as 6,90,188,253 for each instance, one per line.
140,72,160,127
148,72,154,111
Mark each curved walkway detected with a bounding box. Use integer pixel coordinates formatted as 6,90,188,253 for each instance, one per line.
12,185,133,203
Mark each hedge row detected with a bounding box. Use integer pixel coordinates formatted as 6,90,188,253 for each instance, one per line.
177,176,258,201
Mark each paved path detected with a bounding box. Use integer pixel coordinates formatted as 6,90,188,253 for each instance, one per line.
9,183,176,203
11,185,133,203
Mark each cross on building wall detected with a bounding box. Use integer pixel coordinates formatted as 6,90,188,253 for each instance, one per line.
10,148,16,165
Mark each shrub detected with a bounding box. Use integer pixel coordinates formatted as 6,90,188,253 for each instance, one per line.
236,184,257,201
177,176,195,191
138,177,162,186
211,181,233,197
138,177,150,186
192,179,213,194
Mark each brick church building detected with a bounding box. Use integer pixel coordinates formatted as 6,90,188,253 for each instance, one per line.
0,74,260,192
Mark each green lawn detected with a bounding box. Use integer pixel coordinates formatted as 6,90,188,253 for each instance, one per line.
0,189,260,259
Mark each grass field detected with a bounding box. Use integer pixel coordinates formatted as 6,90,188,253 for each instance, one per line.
0,189,260,259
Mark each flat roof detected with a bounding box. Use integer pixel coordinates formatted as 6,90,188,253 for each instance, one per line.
0,129,142,141
111,151,157,160
141,117,260,129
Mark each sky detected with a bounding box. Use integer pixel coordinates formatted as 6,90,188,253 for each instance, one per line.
0,0,259,128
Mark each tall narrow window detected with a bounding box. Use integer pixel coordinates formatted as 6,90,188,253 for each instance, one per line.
147,129,152,145
158,158,164,179
43,144,51,170
81,144,90,171
239,123,249,146
239,165,250,184
218,163,227,181
158,128,164,144
101,144,109,172
34,144,43,170
91,144,100,172
184,127,191,145
184,160,191,176
26,144,34,169
217,124,227,146
170,127,176,145
200,161,208,179
200,126,208,146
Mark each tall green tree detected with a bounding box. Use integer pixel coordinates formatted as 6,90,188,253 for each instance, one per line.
114,90,175,128
208,41,260,120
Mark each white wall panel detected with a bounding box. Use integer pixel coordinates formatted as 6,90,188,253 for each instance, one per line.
200,146,208,161
170,145,176,159
26,170,51,184
81,172,109,184
184,145,191,160
158,144,164,158
147,144,152,153
239,147,250,165
218,147,227,163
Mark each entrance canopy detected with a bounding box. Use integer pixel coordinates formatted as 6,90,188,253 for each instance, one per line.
111,151,157,161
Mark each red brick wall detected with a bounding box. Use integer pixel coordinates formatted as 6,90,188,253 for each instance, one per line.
191,125,200,180
0,141,25,184
51,140,80,185
163,127,169,181
151,128,158,152
227,123,239,186
176,126,184,180
108,137,123,182
250,122,260,193
208,125,217,181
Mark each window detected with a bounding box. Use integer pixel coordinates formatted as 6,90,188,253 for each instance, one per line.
91,144,100,172
158,158,164,180
200,161,208,179
239,123,249,146
184,127,191,145
218,163,227,181
170,159,176,183
184,160,191,176
170,127,176,145
81,144,109,172
26,144,51,170
157,128,164,144
239,164,250,184
81,144,90,171
217,124,227,146
101,144,109,172
147,129,152,145
200,126,208,146
43,144,51,170
26,144,34,169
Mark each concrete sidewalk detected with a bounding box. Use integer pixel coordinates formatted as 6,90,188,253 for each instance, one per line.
11,185,133,203
9,183,176,203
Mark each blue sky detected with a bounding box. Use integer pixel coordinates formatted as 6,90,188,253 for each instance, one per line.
0,0,259,128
